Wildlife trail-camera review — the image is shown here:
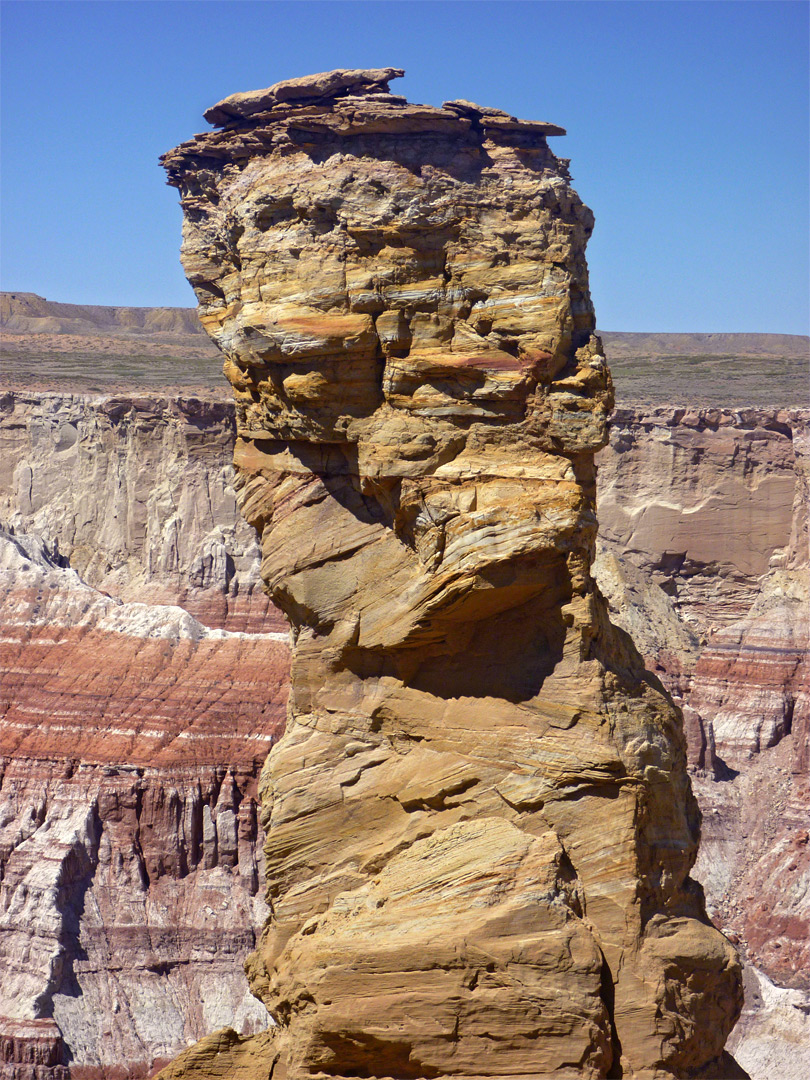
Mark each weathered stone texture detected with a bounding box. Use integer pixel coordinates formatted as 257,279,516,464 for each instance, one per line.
0,390,278,632
4,379,802,1075
597,407,801,628
0,395,289,1076
596,406,808,770
0,527,287,1076
159,70,744,1079
159,68,743,1080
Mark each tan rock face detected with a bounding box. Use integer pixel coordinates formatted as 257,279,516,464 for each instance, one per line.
161,70,742,1078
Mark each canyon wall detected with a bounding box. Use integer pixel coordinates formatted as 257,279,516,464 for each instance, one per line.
0,389,276,631
155,68,742,1078
2,389,806,1077
596,406,810,1078
0,392,288,1077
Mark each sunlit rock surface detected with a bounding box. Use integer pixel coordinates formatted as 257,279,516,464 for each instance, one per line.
5,390,805,1074
0,390,276,631
157,68,743,1079
2,383,804,1076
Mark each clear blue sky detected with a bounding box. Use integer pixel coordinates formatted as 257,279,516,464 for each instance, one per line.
1,0,808,333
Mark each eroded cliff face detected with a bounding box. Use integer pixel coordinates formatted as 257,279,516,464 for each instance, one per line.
0,390,275,630
597,407,803,630
0,393,289,1077
4,391,804,1076
159,69,742,1079
596,406,810,1078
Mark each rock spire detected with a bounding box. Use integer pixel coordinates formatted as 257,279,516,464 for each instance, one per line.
160,68,744,1079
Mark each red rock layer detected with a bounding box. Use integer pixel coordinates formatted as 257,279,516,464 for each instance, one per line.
688,583,808,766
0,1019,67,1077
598,405,810,1075
1,623,285,768
0,531,289,1076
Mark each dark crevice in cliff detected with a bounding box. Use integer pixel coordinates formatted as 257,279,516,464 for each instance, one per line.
601,951,624,1078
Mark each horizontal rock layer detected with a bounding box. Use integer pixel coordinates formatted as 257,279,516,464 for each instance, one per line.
596,406,810,1078
596,406,803,630
0,522,288,1075
0,390,280,634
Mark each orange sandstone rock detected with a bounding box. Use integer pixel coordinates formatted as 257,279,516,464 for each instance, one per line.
161,68,743,1079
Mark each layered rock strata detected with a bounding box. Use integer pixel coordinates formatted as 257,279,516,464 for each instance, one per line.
160,69,743,1078
0,390,279,632
596,406,808,769
3,393,803,1077
596,407,802,632
0,528,288,1077
2,383,803,1076
0,394,290,1076
596,406,810,1078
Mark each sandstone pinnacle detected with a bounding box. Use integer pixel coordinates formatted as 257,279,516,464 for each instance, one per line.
160,69,744,1079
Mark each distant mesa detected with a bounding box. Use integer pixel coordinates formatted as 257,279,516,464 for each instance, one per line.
602,330,810,360
0,291,208,338
3,293,806,405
